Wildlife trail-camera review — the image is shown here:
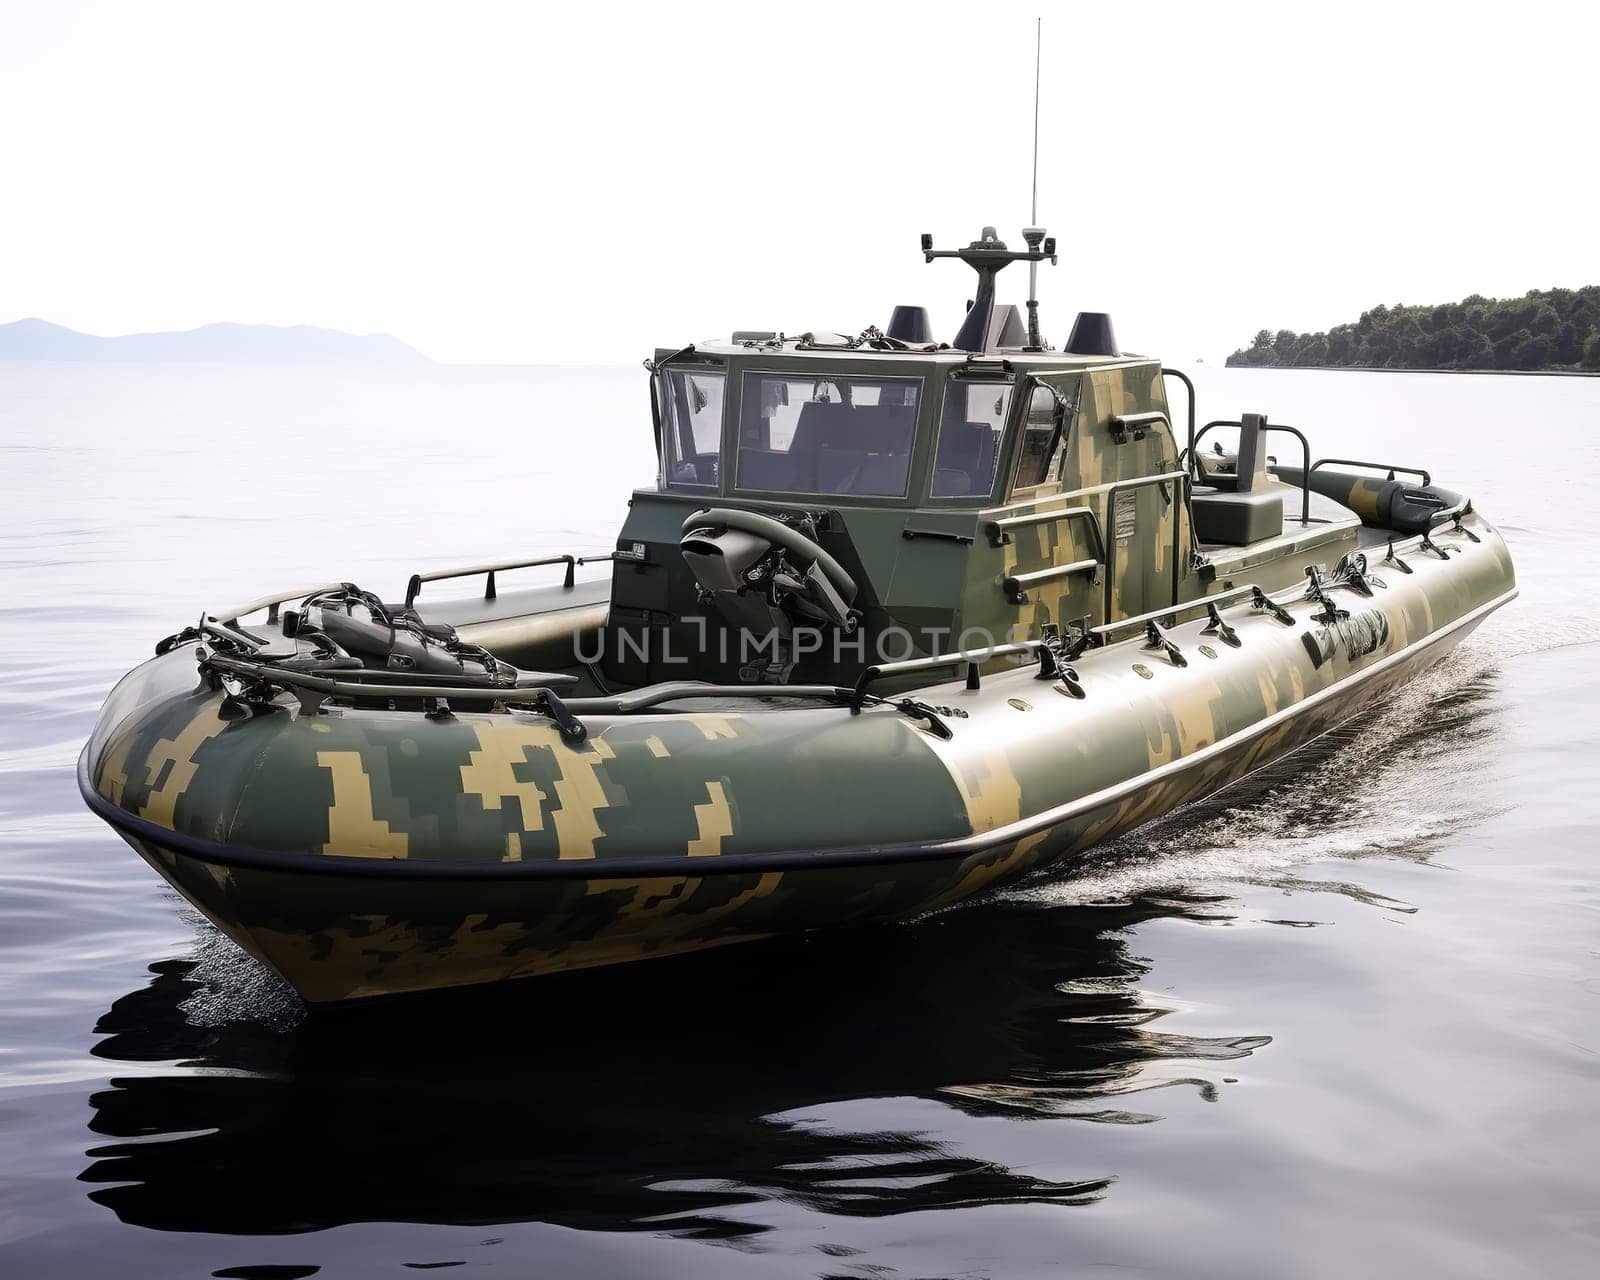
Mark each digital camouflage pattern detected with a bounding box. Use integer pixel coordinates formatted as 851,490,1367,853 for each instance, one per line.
85,506,1515,1002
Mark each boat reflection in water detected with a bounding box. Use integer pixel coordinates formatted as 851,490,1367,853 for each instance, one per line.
81,892,1268,1239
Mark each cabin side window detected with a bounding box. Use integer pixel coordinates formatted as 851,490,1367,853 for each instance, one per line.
1009,380,1079,495
1012,386,1062,489
662,369,725,489
734,373,920,497
931,379,1012,499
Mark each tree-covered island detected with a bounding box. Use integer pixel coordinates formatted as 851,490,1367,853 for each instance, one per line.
1228,286,1600,372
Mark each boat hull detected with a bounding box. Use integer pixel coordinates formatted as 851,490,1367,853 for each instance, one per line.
81,515,1516,1004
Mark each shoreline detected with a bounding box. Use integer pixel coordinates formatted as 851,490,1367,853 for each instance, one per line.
1222,364,1599,378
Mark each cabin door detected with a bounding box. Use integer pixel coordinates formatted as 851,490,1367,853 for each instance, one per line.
993,373,1100,641
1079,365,1187,625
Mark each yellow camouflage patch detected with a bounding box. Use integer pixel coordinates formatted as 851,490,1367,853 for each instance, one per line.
548,737,617,859
97,732,136,807
459,722,551,832
315,750,409,858
139,703,229,828
686,780,734,856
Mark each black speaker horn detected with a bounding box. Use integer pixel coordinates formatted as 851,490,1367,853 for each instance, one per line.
886,305,934,344
1064,312,1119,357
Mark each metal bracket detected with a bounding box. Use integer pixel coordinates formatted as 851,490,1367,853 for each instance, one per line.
1251,586,1295,626
1036,624,1064,680
1331,551,1381,597
217,668,283,719
1201,601,1241,648
1452,512,1481,543
896,698,963,741
1063,623,1096,662
216,692,257,721
155,625,201,657
289,684,329,716
1109,411,1160,444
1304,566,1350,624
1144,619,1188,667
1383,539,1414,574
1035,623,1090,696
1417,529,1451,561
531,689,588,745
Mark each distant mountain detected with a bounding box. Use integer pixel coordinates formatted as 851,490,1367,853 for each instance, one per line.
0,318,430,365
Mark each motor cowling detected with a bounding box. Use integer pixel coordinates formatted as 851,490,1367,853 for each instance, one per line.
679,525,794,640
679,526,773,594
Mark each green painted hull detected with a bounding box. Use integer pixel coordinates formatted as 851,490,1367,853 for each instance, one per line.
81,515,1515,1004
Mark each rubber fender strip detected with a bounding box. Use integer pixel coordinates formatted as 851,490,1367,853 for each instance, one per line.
79,585,1515,882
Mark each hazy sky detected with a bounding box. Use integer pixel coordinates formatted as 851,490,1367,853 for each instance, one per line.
2,0,1594,363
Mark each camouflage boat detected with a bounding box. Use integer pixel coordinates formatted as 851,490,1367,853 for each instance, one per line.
79,228,1517,1004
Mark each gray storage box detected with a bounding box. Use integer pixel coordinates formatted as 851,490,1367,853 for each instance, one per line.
1192,486,1284,546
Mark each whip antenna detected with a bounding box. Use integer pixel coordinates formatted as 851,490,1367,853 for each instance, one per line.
1031,15,1041,227
1024,17,1047,349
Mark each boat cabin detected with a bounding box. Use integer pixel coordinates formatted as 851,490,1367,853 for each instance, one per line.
584,229,1362,689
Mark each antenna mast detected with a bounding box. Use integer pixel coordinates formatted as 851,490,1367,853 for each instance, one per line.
1031,15,1041,227
1024,17,1046,350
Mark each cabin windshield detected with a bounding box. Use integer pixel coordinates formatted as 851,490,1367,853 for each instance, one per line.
931,379,1012,499
662,368,725,489
735,372,920,497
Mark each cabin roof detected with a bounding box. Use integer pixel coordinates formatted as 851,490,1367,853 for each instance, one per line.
675,339,1153,372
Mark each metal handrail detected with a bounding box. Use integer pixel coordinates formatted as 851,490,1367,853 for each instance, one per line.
406,554,578,609
565,682,852,714
1311,457,1432,487
987,504,1107,561
986,470,1163,516
212,581,349,627
1090,582,1269,639
1161,368,1197,463
199,618,270,651
1003,557,1099,604
1109,410,1171,443
1101,469,1189,624
1193,420,1313,524
205,655,870,717
205,654,578,702
850,640,1045,709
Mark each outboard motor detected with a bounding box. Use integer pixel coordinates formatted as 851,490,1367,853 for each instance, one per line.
679,525,795,642
679,509,859,682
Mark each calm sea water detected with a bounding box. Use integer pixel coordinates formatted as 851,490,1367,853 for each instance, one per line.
1,362,1596,1278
